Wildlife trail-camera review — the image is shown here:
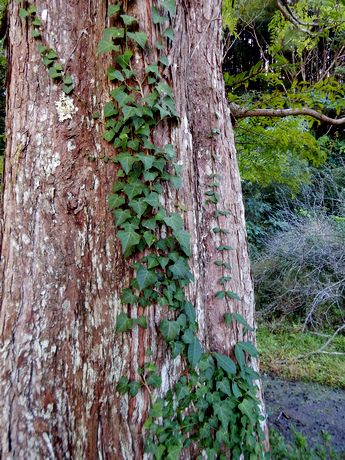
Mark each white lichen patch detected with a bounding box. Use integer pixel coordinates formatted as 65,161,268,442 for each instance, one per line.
55,93,78,122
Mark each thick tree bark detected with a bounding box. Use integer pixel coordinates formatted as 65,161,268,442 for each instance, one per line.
0,1,266,458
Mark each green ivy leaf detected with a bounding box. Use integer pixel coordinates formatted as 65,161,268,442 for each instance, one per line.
214,353,237,375
160,0,176,16
143,192,160,208
108,194,125,209
123,180,146,200
116,50,133,69
97,39,120,55
184,302,196,322
146,372,162,388
136,265,157,290
114,209,132,227
175,230,191,256
129,199,148,218
238,341,259,357
169,258,193,280
111,86,135,107
129,381,141,397
127,31,148,49
137,316,148,329
152,6,166,24
231,312,254,331
19,8,29,18
163,28,174,40
225,291,241,301
117,228,141,255
104,101,118,118
117,152,137,174
188,336,202,367
108,69,124,81
116,312,133,332
103,27,124,41
143,231,155,247
160,319,180,341
120,14,137,25
108,4,121,17
234,343,246,369
116,376,130,394
121,288,137,305
216,378,231,396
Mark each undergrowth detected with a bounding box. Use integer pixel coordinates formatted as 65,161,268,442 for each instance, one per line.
257,324,345,387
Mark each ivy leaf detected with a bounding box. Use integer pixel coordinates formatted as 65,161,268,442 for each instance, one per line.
231,312,254,332
160,56,169,66
167,444,182,460
104,101,118,118
133,154,154,171
63,75,73,86
116,50,133,69
143,231,155,247
143,192,160,208
111,87,135,107
129,381,141,397
163,28,174,40
137,316,148,329
169,258,193,280
188,336,202,368
146,372,162,388
116,376,130,394
97,40,120,55
184,302,196,322
238,398,256,425
19,8,29,18
136,265,157,290
123,180,146,200
108,194,125,209
129,199,148,218
234,343,246,369
152,6,166,24
117,229,141,255
108,4,120,17
160,0,176,16
164,213,184,233
160,319,180,341
103,27,124,41
216,378,231,396
116,312,133,332
213,402,233,429
127,32,148,49
117,152,137,174
175,230,191,256
225,291,241,301
114,209,132,227
238,341,259,357
121,288,137,305
146,64,160,77
120,14,137,26
108,69,124,81
214,353,237,376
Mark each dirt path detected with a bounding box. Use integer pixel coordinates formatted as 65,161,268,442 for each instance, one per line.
263,374,345,453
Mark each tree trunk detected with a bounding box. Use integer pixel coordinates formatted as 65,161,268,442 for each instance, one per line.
0,1,266,459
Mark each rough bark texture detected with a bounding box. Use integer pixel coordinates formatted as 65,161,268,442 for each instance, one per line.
0,1,266,459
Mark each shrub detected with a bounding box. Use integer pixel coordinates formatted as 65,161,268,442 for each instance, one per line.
254,214,345,328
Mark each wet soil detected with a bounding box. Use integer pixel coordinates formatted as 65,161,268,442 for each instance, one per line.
263,374,345,452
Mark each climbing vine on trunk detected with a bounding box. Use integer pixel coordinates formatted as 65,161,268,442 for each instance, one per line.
19,1,266,458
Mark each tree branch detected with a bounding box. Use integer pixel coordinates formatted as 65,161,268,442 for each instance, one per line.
230,102,345,125
276,0,317,35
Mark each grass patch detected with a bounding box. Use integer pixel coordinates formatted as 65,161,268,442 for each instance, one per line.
257,324,345,388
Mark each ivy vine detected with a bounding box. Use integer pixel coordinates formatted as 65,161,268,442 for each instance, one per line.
20,1,266,458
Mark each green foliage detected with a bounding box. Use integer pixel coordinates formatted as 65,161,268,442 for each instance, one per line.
257,324,345,388
270,427,345,459
97,1,264,457
19,5,74,94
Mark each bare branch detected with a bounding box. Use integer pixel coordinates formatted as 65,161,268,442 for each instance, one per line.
230,102,345,125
